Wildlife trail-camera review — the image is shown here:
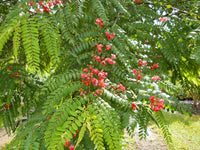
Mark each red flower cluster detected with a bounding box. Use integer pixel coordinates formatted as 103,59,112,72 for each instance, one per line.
64,130,79,149
11,73,19,77
110,83,126,94
43,6,50,13
152,75,161,82
21,0,65,15
79,88,87,96
29,1,34,6
159,17,167,22
79,18,118,97
138,59,147,67
95,18,104,28
117,84,126,92
105,32,115,40
95,43,104,53
81,67,107,88
8,66,12,69
132,69,142,81
4,104,12,110
92,54,116,66
94,43,112,53
135,0,142,4
157,55,162,58
149,96,164,112
131,103,137,110
64,139,70,148
70,145,75,150
150,63,159,70
106,45,111,50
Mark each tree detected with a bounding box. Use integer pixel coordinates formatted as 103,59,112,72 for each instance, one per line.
0,0,198,149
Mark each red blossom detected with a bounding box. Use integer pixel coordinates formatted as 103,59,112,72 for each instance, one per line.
39,1,43,6
8,66,12,69
135,0,142,4
83,68,88,73
55,0,60,4
105,32,115,40
94,56,101,62
4,105,9,109
157,55,162,58
95,18,102,25
101,61,106,65
15,73,19,77
64,139,70,148
29,1,34,6
150,66,154,70
106,45,111,50
132,69,137,74
117,83,126,92
100,23,105,28
153,63,159,68
9,104,12,107
95,43,104,53
92,69,99,75
152,75,161,82
95,89,103,95
138,59,147,66
136,75,142,81
149,96,164,112
131,103,137,110
43,6,50,13
48,2,52,7
111,54,116,59
159,17,167,22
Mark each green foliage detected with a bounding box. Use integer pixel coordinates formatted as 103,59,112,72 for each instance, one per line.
0,0,199,150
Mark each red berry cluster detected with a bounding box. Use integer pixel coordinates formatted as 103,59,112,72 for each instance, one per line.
105,32,115,40
110,83,126,94
79,18,126,97
135,0,142,4
132,69,142,81
19,0,66,16
138,59,147,67
95,18,104,28
4,104,12,110
151,75,161,82
150,63,159,70
64,130,79,149
131,103,137,110
92,54,116,66
80,67,107,96
149,96,164,112
11,73,19,77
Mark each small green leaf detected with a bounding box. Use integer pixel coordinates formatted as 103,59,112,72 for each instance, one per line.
75,122,86,148
167,5,172,9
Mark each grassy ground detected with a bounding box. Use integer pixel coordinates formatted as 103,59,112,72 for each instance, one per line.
123,111,200,150
162,111,200,150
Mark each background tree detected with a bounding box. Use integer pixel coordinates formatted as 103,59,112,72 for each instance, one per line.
0,0,199,150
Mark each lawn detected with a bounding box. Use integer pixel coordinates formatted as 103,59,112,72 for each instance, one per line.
123,111,200,150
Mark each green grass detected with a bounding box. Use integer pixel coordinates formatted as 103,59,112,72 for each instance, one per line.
153,111,200,150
